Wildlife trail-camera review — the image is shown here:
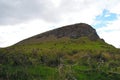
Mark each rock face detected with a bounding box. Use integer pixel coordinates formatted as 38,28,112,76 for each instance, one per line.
35,23,100,40
17,23,100,44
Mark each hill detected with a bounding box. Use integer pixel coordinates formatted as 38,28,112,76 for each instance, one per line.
0,23,120,80
17,23,100,45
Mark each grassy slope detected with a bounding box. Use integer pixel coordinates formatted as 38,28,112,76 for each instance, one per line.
0,37,120,80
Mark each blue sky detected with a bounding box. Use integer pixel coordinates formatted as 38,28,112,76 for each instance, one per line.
93,9,118,28
0,0,120,48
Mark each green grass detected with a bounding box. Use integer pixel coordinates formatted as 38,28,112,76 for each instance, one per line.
0,65,59,80
0,37,120,80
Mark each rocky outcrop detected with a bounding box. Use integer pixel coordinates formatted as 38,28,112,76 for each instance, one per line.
35,23,100,40
17,23,101,45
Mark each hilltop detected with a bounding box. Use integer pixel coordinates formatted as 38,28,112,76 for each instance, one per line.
17,23,100,45
0,23,120,80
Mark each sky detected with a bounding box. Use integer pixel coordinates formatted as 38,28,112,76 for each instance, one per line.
0,0,120,48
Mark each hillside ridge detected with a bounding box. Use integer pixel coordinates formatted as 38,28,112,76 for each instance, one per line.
18,23,101,44
36,23,99,39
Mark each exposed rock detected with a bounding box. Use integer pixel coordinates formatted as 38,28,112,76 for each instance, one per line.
17,23,101,45
36,23,100,40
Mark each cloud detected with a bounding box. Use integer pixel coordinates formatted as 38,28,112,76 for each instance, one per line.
0,19,55,47
94,1,120,48
0,0,108,25
0,0,59,25
97,16,120,48
0,0,120,25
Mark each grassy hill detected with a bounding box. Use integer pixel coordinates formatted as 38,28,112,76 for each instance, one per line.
0,23,120,80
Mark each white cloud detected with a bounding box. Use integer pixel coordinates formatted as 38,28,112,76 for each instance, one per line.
97,16,120,48
0,0,108,25
98,30,120,48
51,0,61,7
0,19,56,47
105,0,120,14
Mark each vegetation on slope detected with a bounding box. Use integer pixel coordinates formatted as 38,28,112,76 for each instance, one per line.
0,37,120,80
